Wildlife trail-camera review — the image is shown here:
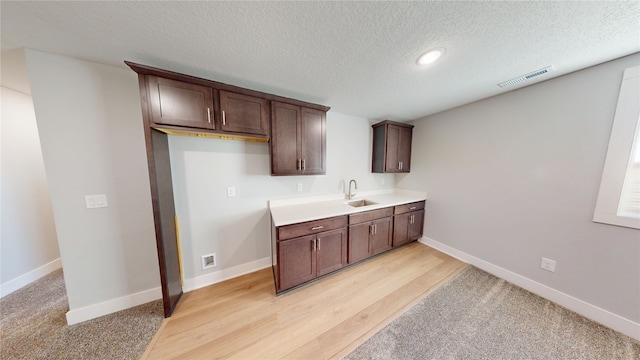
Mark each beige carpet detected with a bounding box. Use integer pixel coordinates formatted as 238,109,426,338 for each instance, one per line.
0,269,164,359
346,266,640,359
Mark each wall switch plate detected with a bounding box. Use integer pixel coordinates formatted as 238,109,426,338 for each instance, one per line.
85,194,108,209
540,257,556,272
201,253,217,270
297,183,303,192
227,187,236,197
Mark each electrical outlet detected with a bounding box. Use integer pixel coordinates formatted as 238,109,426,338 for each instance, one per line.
201,253,217,270
85,194,108,209
540,257,556,272
297,183,303,192
227,187,236,197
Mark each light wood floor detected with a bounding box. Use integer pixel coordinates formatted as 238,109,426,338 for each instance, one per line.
141,242,468,360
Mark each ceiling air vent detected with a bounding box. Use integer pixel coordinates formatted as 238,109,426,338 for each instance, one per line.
498,66,554,88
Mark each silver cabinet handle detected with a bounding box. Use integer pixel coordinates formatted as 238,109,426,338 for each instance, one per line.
399,161,403,170
311,226,324,230
410,207,417,210
207,108,211,123
312,239,317,251
222,110,226,125
370,224,374,235
374,224,377,234
297,159,301,170
302,159,306,171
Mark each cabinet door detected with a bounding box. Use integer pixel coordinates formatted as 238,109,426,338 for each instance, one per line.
278,235,316,290
316,228,347,276
393,213,410,247
147,76,214,130
408,210,424,240
370,217,393,256
271,102,301,175
398,126,412,172
384,125,401,172
219,90,269,136
348,222,372,264
300,108,326,175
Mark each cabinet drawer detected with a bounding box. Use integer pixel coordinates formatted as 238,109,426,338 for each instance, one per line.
278,216,347,241
349,207,393,224
394,201,425,215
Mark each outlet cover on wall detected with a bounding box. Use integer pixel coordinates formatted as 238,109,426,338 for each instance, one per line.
540,257,556,272
85,194,108,209
201,253,217,270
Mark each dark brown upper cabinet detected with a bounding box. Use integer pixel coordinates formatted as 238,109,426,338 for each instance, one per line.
126,61,329,143
219,90,269,136
372,120,414,173
147,76,214,130
270,101,326,176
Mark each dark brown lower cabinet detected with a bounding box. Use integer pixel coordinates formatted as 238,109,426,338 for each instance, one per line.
348,207,393,264
273,201,425,294
316,229,348,276
393,201,425,247
278,234,317,290
275,216,347,293
278,228,347,291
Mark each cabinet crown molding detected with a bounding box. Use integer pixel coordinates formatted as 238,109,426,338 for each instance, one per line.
124,61,330,112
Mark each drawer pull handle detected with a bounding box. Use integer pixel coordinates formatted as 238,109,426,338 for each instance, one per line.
409,207,417,210
311,226,324,230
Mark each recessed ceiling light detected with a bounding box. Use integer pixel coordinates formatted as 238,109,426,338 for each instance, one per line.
417,48,445,67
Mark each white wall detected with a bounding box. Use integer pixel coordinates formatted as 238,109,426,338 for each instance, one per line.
399,53,640,324
1,85,60,295
170,111,395,283
24,50,160,316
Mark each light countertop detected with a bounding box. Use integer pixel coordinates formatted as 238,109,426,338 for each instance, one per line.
269,189,427,226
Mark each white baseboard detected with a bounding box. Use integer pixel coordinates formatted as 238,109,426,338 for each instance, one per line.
183,256,272,292
66,286,162,325
420,237,640,342
0,258,62,298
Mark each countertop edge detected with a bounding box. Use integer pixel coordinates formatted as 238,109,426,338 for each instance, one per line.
269,189,427,227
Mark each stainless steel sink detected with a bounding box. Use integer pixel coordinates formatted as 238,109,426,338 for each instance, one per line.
347,199,378,207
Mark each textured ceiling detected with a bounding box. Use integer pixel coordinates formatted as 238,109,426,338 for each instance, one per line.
2,1,639,121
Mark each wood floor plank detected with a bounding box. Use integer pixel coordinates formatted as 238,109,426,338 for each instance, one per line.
142,242,468,360
228,254,447,359
284,259,467,360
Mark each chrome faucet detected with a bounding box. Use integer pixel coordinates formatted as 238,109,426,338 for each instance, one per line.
347,179,358,200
